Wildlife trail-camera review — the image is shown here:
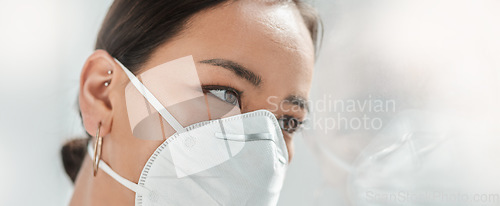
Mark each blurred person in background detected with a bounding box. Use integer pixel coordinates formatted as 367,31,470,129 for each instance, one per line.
307,0,500,205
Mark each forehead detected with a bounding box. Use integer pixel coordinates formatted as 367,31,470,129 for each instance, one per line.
145,0,315,95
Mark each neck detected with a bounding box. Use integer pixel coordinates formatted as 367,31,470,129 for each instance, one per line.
69,152,135,206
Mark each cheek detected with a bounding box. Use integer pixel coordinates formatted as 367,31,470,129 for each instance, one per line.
110,87,137,140
283,132,295,162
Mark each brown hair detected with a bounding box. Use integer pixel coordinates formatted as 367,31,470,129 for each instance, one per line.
61,0,321,182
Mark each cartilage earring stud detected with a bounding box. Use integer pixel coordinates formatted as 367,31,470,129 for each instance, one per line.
105,70,112,86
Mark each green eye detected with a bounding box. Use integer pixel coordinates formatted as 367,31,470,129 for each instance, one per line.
223,90,238,105
204,87,240,107
277,115,304,133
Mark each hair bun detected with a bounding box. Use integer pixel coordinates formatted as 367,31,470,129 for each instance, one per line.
61,138,89,183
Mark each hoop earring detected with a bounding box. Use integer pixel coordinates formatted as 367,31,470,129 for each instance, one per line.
93,122,103,176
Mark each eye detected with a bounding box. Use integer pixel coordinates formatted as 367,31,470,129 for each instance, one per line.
202,85,241,107
277,115,304,134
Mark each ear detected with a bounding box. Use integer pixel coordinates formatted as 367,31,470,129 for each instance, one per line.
79,49,116,138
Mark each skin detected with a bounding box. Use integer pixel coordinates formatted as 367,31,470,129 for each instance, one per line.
71,0,314,205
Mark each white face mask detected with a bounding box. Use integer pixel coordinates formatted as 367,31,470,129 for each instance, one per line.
87,57,289,206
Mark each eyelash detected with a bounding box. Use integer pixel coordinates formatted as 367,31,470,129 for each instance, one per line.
201,84,304,134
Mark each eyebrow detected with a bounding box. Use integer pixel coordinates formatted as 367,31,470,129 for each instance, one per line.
284,95,310,112
199,59,262,87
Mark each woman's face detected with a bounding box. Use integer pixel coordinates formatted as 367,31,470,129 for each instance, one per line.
82,0,314,182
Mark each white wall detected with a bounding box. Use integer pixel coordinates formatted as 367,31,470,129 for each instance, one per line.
0,0,112,205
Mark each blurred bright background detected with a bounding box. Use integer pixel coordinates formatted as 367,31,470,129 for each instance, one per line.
2,0,500,205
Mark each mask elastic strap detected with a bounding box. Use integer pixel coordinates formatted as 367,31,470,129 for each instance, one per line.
87,142,150,196
114,58,186,133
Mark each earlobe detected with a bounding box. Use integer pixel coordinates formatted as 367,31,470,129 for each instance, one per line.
79,50,116,137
